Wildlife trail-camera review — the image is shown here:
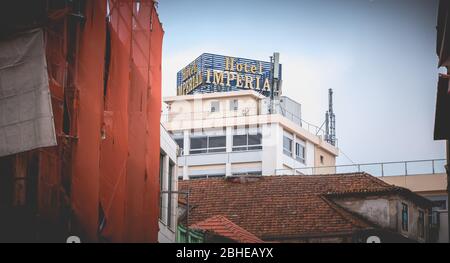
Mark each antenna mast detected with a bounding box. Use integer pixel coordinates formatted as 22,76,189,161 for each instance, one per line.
270,52,281,113
325,89,336,146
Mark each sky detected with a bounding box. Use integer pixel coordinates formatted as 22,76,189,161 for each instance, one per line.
157,0,446,165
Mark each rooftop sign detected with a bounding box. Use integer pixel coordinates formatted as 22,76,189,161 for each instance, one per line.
176,53,281,96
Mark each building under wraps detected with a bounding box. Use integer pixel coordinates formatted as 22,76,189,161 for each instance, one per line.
0,0,164,242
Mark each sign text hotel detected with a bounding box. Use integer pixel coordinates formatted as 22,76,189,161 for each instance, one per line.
177,54,276,96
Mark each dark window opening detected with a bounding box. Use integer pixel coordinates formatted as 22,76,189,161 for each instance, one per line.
230,99,238,111
103,19,111,108
432,200,447,210
233,133,262,152
402,203,409,231
190,137,207,154
295,143,305,163
283,136,292,156
190,135,226,154
210,101,220,112
167,161,174,228
418,210,425,239
232,171,262,176
159,153,164,219
189,174,225,180
208,136,226,152
62,96,71,135
175,138,184,152
68,0,87,25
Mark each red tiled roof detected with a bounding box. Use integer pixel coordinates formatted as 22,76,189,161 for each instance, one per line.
178,173,416,241
191,215,264,243
325,186,432,207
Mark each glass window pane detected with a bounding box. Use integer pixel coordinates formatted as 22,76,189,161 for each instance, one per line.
233,135,247,146
189,149,207,154
248,145,262,151
190,137,207,149
208,148,226,153
230,99,238,111
283,136,292,152
296,143,304,158
211,101,220,112
248,134,262,145
232,146,247,152
175,138,184,149
209,136,226,148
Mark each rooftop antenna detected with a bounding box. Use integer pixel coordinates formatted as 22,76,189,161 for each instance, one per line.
325,88,336,146
270,52,281,113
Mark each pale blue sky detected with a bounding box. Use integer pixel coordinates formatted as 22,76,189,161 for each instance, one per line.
158,0,446,165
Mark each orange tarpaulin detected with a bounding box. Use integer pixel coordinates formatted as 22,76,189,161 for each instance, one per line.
47,0,163,242
95,0,163,242
98,0,133,242
71,0,106,241
0,0,163,242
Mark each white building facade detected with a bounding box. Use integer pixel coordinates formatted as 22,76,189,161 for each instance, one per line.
158,124,179,243
162,90,338,180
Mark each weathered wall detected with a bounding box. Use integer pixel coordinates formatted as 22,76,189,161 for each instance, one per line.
334,195,429,242
334,197,392,229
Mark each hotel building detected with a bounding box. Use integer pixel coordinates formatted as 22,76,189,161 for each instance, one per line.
162,53,338,179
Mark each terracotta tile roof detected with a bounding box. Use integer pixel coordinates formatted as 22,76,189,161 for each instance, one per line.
178,172,420,241
191,215,264,243
324,186,433,207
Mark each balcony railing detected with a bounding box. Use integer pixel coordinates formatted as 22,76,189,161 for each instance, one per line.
275,159,447,177
161,107,330,140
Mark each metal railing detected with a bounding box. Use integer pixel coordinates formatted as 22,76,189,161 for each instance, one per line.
275,159,447,177
161,106,328,139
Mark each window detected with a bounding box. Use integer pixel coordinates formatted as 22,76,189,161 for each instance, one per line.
190,135,226,154
208,136,226,152
232,133,262,151
283,136,292,156
295,142,305,163
190,136,207,154
230,99,238,111
432,200,447,210
247,133,262,150
167,161,174,228
320,155,324,165
232,171,262,176
189,174,225,180
159,153,165,219
418,210,424,239
402,203,409,231
174,138,184,153
232,135,247,151
210,101,219,112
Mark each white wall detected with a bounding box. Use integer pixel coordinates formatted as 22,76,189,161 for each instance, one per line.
262,123,280,176
158,124,178,243
177,122,324,177
164,91,338,178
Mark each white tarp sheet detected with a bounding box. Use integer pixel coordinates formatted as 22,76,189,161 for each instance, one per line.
0,28,56,157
